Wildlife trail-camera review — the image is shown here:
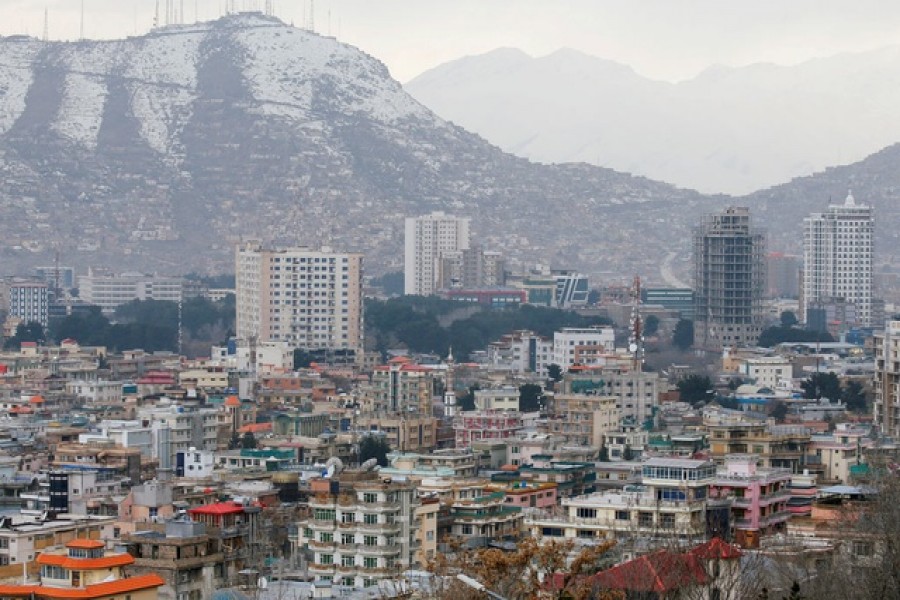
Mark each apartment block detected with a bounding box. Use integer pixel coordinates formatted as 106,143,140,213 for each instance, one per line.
235,242,363,352
5,278,49,327
802,192,874,326
552,327,616,371
78,270,183,314
404,212,470,296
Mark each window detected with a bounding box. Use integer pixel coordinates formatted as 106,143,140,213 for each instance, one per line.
576,508,597,519
363,536,377,546
341,555,355,567
319,532,333,543
320,554,333,565
615,510,630,521
660,514,676,529
364,514,378,525
364,557,377,569
341,534,354,545
852,541,874,558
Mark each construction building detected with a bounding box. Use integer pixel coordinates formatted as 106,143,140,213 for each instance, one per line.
693,207,766,350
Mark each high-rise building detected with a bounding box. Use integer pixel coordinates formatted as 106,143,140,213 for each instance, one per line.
235,242,363,351
874,320,900,438
766,253,800,298
693,207,766,350
6,278,50,327
404,212,470,296
802,192,874,326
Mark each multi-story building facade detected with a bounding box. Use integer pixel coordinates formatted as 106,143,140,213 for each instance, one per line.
437,245,505,290
693,207,766,350
874,320,900,438
564,368,662,427
404,212,470,296
704,408,811,473
709,455,792,548
77,270,183,314
6,278,49,327
453,411,523,448
552,327,616,371
524,457,719,545
298,474,420,589
486,330,553,376
554,271,590,308
802,192,874,326
235,242,363,351
547,394,619,448
370,360,436,413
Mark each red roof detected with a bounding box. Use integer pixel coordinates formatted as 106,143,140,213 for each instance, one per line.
224,395,241,407
188,501,245,516
690,537,742,560
0,573,164,599
239,422,272,433
591,550,708,593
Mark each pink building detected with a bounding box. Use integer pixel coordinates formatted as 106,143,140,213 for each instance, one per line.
710,454,792,548
488,481,558,509
453,410,523,448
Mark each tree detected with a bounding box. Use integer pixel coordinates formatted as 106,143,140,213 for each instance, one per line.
599,445,610,462
358,436,390,467
644,314,660,337
519,383,545,412
240,431,258,449
677,374,713,405
673,319,694,350
784,581,803,600
842,380,867,413
770,400,789,421
801,372,841,401
547,363,564,383
428,536,620,600
780,311,799,328
457,385,478,411
622,444,634,461
228,431,241,450
3,321,46,349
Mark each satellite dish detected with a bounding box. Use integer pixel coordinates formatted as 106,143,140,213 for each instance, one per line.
629,343,638,353
259,577,268,589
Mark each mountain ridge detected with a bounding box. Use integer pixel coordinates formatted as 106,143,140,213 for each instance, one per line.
406,44,900,195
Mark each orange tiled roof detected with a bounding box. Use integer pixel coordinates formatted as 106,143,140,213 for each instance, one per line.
239,422,272,433
65,540,104,550
36,553,134,570
0,573,164,599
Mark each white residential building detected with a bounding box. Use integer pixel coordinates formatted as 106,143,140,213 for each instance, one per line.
474,387,521,411
741,357,792,389
77,270,183,313
802,192,874,327
6,279,49,327
487,330,553,376
235,242,363,351
874,321,900,438
552,327,616,371
404,212,470,296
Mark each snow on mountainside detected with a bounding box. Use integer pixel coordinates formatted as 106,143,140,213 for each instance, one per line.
0,13,711,278
5,13,896,282
406,46,900,195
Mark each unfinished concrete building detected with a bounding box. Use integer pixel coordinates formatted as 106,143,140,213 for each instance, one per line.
693,207,766,350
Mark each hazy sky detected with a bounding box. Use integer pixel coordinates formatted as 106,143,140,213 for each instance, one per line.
3,0,900,82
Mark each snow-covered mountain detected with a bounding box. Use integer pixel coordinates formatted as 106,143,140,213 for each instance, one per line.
406,46,900,195
0,14,708,277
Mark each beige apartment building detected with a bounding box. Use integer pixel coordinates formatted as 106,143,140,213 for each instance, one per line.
235,242,363,351
547,393,620,448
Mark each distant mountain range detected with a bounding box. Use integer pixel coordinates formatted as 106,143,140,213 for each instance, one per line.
0,14,895,283
406,46,900,195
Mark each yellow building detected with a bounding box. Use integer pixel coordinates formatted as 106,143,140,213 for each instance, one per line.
547,394,620,448
0,539,163,599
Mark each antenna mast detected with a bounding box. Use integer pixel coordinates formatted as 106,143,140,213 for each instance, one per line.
629,274,644,372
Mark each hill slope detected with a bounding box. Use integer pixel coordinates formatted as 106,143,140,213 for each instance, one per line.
0,14,709,279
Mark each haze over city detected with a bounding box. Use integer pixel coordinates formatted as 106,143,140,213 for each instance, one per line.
0,2,898,599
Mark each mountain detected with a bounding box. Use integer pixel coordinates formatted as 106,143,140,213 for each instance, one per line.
0,14,712,280
405,46,900,195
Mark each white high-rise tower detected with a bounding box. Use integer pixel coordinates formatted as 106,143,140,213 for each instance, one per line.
802,192,874,327
404,212,470,296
